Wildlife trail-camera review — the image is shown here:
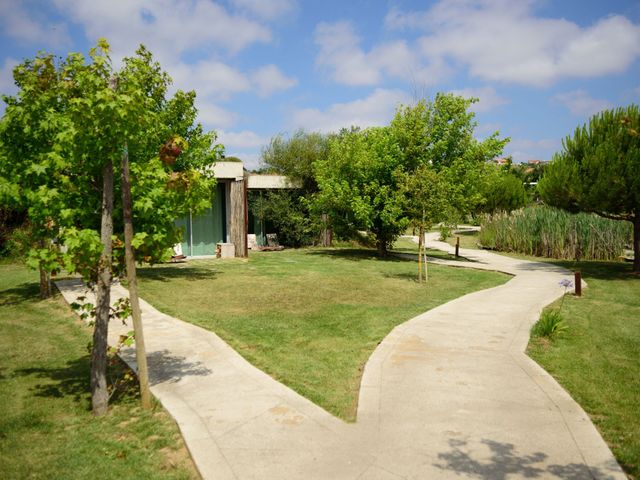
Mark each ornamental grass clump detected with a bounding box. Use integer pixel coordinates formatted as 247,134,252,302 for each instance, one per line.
531,279,572,339
479,205,631,260
532,310,567,338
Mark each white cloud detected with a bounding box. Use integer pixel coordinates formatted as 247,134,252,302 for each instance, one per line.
196,101,238,129
506,138,561,163
0,1,70,47
389,0,640,86
291,88,409,133
554,90,612,117
52,0,272,62
251,64,297,97
229,0,296,20
171,61,251,100
217,130,269,149
313,20,450,87
449,86,508,112
314,21,381,86
227,151,262,170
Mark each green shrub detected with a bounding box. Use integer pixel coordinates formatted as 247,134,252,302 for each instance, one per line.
532,310,567,338
479,205,631,260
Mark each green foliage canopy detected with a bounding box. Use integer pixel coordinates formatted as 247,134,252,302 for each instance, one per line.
538,105,640,271
315,94,508,255
0,40,223,282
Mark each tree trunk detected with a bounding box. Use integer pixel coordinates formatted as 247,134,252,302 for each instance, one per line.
38,239,51,298
376,236,388,257
121,145,151,409
320,214,332,247
417,228,423,283
633,214,640,273
92,159,114,416
39,266,51,299
229,179,247,257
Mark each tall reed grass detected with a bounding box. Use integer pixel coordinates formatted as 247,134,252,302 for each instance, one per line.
479,206,632,260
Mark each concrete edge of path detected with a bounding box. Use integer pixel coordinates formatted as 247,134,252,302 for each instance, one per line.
54,278,352,480
386,234,624,479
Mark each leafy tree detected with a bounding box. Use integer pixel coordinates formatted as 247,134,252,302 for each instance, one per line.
477,165,528,213
259,130,330,246
0,41,222,414
261,129,328,192
316,126,406,256
397,165,453,281
315,94,507,257
538,105,640,272
391,94,508,217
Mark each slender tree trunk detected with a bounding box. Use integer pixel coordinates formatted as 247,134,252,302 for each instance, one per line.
92,159,114,416
422,228,428,283
320,213,333,247
376,237,387,257
121,145,152,409
38,266,51,299
417,227,423,283
633,214,640,273
38,239,51,298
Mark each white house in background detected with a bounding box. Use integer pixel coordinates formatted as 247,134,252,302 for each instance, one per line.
174,159,296,258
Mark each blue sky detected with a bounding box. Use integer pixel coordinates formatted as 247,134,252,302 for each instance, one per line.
1,0,640,169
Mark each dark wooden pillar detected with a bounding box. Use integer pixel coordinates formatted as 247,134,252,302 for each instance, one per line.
229,178,247,257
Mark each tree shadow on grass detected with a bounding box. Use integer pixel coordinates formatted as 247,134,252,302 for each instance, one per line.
137,265,220,283
306,248,406,263
14,356,92,406
0,282,42,306
434,438,621,480
549,260,637,282
13,354,152,408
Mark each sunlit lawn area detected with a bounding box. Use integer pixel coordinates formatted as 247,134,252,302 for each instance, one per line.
391,236,470,261
0,263,198,480
443,229,481,250
527,259,639,479
137,247,507,421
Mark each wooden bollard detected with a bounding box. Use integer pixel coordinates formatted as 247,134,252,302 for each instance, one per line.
455,236,460,258
574,271,582,297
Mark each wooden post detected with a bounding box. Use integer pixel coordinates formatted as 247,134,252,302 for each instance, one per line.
574,271,582,297
455,236,460,258
229,179,247,257
121,144,151,410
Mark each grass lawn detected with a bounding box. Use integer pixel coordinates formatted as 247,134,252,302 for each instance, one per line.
137,247,508,421
391,236,470,261
444,229,481,250
0,262,198,480
526,260,639,479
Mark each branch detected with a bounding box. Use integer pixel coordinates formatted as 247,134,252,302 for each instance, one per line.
590,210,633,222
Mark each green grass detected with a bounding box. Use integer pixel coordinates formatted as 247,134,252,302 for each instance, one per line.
525,260,639,479
0,262,198,480
137,247,508,421
443,230,481,250
391,236,469,261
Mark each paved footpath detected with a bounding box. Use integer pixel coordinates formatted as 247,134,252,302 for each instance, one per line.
56,234,626,479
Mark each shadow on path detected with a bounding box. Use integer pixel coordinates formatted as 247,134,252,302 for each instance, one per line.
434,438,619,480
144,350,213,384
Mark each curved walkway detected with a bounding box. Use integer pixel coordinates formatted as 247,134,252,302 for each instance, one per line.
56,236,625,479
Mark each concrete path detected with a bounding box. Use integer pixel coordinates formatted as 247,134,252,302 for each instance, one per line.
56,235,626,479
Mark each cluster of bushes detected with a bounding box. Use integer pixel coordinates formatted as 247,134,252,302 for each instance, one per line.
479,206,632,260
